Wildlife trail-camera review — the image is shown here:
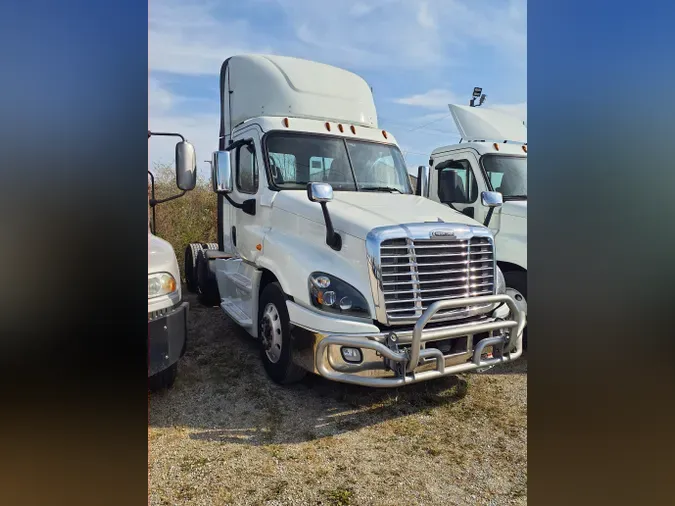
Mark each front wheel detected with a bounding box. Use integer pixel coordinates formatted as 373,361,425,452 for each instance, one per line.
258,282,307,385
504,270,528,349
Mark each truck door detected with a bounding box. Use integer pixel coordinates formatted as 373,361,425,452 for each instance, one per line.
229,127,264,263
430,150,489,223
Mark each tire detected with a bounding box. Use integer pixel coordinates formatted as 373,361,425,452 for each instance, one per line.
203,242,219,251
148,362,178,392
258,282,307,385
196,250,221,306
184,243,204,293
504,270,528,349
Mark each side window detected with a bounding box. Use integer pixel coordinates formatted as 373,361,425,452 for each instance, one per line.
436,159,478,204
236,144,258,194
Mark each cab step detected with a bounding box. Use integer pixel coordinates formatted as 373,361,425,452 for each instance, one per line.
220,300,253,328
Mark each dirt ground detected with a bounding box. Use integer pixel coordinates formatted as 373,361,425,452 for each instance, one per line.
149,290,527,506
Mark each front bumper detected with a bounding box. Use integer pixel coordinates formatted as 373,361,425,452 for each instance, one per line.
148,301,188,377
304,294,525,387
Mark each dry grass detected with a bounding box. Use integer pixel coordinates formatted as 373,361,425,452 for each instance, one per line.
149,290,528,506
149,165,218,279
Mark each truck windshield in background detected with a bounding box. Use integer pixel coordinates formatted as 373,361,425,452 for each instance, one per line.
482,155,527,200
266,133,412,194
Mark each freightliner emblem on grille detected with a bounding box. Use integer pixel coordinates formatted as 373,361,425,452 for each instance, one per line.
430,230,456,238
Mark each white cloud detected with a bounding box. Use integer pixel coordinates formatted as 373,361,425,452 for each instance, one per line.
149,0,273,75
149,78,173,113
350,2,375,17
394,90,527,125
417,2,435,28
394,89,459,109
149,0,526,76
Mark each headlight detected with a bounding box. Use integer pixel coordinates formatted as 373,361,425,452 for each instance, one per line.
148,272,177,299
495,266,506,295
308,272,370,319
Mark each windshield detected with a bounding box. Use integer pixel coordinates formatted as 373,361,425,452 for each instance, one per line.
265,133,412,193
482,155,527,199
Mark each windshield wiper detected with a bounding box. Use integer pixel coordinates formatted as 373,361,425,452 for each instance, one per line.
360,186,403,193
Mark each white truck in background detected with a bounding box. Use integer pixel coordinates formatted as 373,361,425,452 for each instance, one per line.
147,131,197,391
189,54,525,387
416,103,528,344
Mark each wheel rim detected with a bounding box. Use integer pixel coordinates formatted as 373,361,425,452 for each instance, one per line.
506,286,527,316
260,303,283,363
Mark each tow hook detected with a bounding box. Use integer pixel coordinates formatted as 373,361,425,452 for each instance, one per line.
384,332,408,377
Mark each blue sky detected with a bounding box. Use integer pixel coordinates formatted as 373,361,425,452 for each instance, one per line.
149,0,526,176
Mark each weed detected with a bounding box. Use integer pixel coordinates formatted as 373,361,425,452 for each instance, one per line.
324,487,354,506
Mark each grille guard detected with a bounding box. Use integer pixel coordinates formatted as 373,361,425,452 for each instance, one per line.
315,293,525,387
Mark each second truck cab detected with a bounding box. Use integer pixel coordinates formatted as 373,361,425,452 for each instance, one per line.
200,55,526,387
418,104,528,340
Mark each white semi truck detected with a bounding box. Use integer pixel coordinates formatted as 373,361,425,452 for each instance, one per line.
192,54,525,387
148,131,197,391
416,103,528,344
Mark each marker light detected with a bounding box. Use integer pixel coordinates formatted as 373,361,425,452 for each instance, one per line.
493,142,500,151
283,117,290,128
325,122,331,131
350,125,356,134
382,130,388,139
522,145,527,153
338,124,344,133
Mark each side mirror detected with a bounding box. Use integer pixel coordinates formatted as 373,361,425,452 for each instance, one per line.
212,151,233,193
481,191,503,208
307,183,341,251
175,141,197,191
307,182,334,203
416,165,430,197
481,191,503,227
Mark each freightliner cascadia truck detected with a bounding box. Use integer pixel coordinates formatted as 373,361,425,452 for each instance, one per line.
188,55,525,387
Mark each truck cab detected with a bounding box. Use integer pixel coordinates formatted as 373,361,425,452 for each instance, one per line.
200,55,525,387
419,105,528,342
147,132,197,390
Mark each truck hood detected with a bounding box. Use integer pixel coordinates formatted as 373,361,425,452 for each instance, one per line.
273,191,483,240
501,200,527,219
148,233,179,276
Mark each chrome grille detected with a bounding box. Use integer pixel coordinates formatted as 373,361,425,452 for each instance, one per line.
379,236,495,323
